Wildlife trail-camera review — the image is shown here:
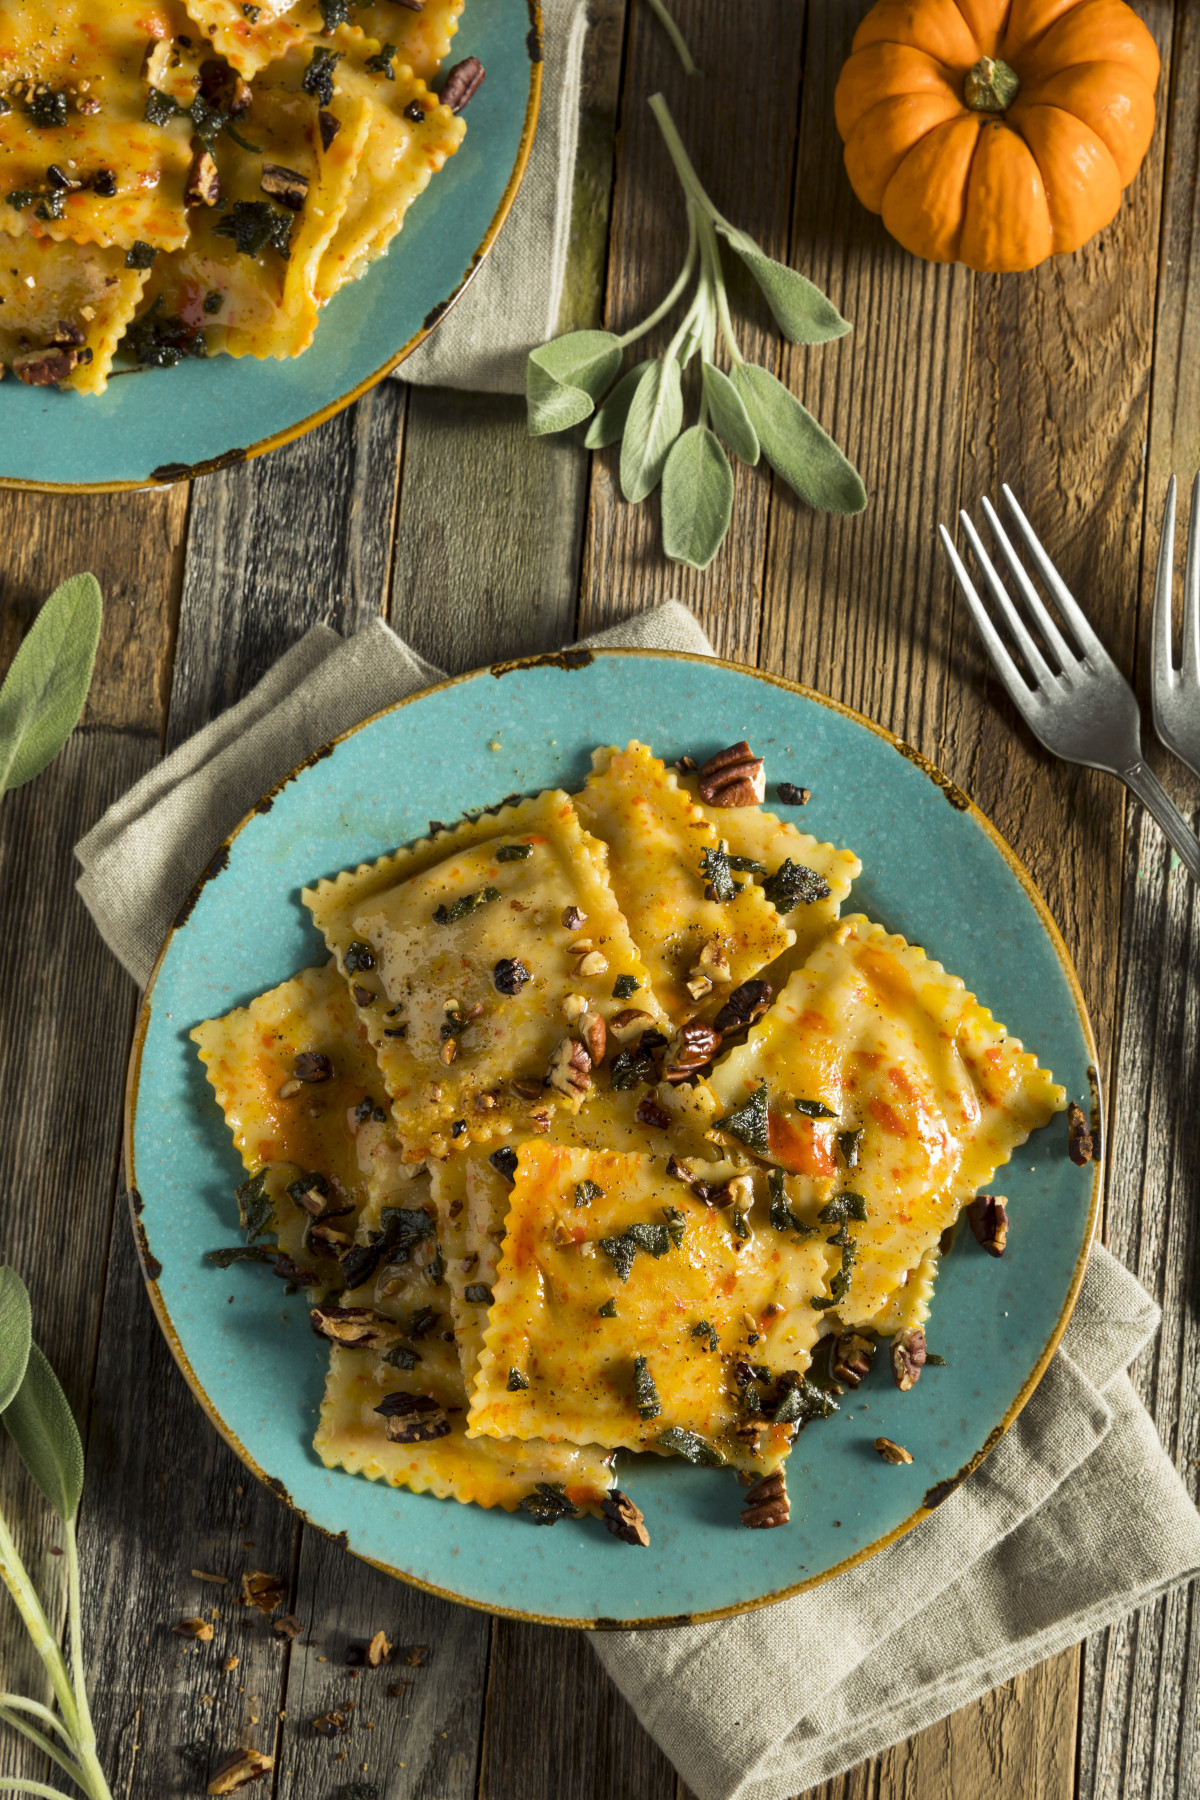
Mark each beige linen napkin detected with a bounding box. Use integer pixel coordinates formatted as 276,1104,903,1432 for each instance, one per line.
73,608,1200,1798
400,0,590,393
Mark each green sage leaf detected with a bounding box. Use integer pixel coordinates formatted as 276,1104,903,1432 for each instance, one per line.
2,1342,84,1521
701,362,759,464
526,359,595,437
620,357,683,503
732,364,866,515
528,330,623,400
661,426,734,571
0,573,102,797
717,225,851,345
584,360,653,449
0,1269,32,1416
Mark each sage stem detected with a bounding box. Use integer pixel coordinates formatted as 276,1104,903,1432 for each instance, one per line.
0,1783,78,1798
643,0,699,76
0,1708,86,1790
0,1700,73,1749
647,94,715,221
617,203,698,351
0,1514,79,1738
63,1526,96,1761
697,210,742,365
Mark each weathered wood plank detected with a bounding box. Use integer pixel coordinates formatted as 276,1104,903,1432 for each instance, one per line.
166,382,405,748
0,485,188,1791
578,0,807,662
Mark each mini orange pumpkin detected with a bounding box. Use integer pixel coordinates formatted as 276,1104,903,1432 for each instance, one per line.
834,0,1160,271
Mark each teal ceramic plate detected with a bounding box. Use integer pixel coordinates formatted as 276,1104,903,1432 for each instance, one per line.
126,651,1100,1627
1,0,540,494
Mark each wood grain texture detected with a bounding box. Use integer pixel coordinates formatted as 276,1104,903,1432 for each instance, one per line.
577,0,807,662
0,490,187,1791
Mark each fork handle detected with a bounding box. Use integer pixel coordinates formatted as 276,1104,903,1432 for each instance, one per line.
1120,760,1200,884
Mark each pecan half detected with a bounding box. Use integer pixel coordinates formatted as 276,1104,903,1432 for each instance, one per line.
890,1326,926,1391
663,1021,721,1082
697,742,766,807
547,1037,591,1099
185,147,220,206
740,1468,789,1528
310,1305,387,1347
874,1437,913,1465
831,1333,874,1388
967,1194,1008,1257
713,979,773,1034
600,1489,650,1547
206,1747,274,1793
440,55,486,113
293,1051,333,1083
1067,1100,1094,1166
260,162,308,210
374,1392,451,1443
580,1013,606,1065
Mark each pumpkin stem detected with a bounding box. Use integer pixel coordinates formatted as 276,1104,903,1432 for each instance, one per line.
963,56,1020,113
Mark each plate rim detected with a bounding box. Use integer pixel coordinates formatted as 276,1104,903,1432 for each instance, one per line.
124,646,1103,1629
0,4,545,498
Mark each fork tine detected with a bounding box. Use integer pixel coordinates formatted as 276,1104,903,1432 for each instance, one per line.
1186,473,1200,683
1152,474,1178,697
959,506,1060,689
938,525,1043,721
1000,485,1116,669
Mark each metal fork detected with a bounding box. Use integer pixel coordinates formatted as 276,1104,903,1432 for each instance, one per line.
1152,474,1200,783
938,486,1200,886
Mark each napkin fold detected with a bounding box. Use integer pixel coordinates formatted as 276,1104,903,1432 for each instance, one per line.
399,0,590,393
74,607,1200,1799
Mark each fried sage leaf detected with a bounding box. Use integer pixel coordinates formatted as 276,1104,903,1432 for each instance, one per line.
656,1425,723,1465
714,1081,770,1155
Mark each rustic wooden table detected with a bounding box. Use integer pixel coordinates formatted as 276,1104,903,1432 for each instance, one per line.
1,3,1197,1796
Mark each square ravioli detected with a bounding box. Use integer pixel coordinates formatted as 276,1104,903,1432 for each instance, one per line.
0,235,148,393
680,772,862,972
467,1143,832,1471
706,914,1065,1329
573,743,794,1023
428,1081,725,1390
314,1267,614,1514
0,1,196,251
191,961,425,1291
315,0,464,84
304,791,666,1157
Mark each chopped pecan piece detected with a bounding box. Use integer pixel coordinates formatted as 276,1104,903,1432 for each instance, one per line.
311,1707,352,1737
206,1747,274,1793
685,972,712,1000
967,1194,1008,1257
713,979,773,1033
293,1051,333,1083
374,1392,451,1443
600,1489,650,1547
494,956,532,995
142,38,172,84
271,1613,302,1641
1067,1100,1094,1166
14,346,90,387
366,1629,392,1666
734,1420,762,1455
199,58,252,115
318,108,340,149
48,317,85,345
777,781,810,804
310,1305,387,1347
440,55,486,113
580,1012,606,1064
172,1616,214,1640
609,1007,655,1042
740,1468,789,1528
635,1093,671,1130
239,1570,286,1615
562,904,586,929
890,1326,926,1391
260,161,309,210
546,1037,591,1099
574,948,608,978
185,146,220,206
831,1333,874,1388
697,742,766,807
874,1437,913,1465
351,984,374,1007
663,1021,721,1082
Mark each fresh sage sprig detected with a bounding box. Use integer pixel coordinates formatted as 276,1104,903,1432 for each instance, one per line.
0,1267,113,1800
526,96,866,569
0,575,103,804
643,0,699,77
